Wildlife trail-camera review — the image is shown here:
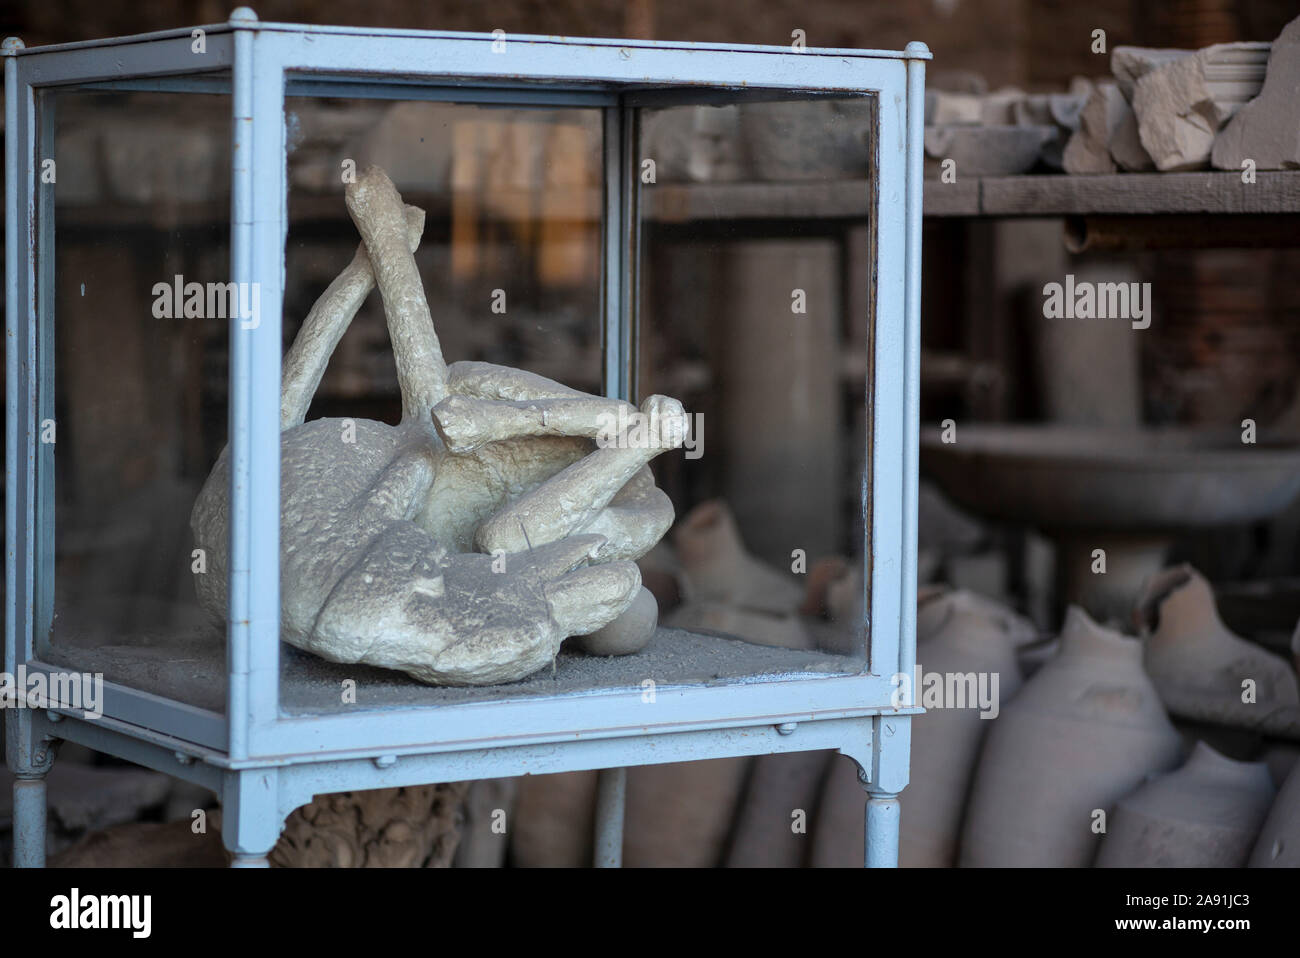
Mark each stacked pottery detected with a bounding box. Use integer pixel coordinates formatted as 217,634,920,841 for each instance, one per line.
623,758,750,867
960,606,1182,867
900,590,1025,867
631,500,806,865
1136,565,1300,727
1250,761,1300,867
725,749,829,868
915,586,1039,650
510,770,597,867
453,778,518,867
670,499,804,612
664,500,810,649
1096,742,1275,867
810,588,1030,867
809,753,868,868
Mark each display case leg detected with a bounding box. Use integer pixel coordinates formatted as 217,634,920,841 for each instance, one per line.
861,714,911,868
593,766,626,867
221,769,281,869
230,853,271,868
864,790,900,868
12,775,49,867
7,712,59,868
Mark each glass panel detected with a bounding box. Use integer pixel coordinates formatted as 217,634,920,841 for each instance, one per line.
36,85,876,718
41,86,232,713
277,96,611,709
636,95,876,671
284,97,605,406
261,93,875,714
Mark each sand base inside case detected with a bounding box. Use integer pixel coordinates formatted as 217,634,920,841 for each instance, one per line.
43,624,863,716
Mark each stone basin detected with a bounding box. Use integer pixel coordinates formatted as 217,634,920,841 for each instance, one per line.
921,424,1300,621
920,424,1300,532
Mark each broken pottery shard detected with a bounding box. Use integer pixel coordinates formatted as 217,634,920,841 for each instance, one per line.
1136,565,1300,729
1213,15,1300,171
1110,105,1155,171
1109,47,1187,170
1012,89,1088,131
978,87,1025,126
1133,42,1270,170
672,500,802,615
924,125,1054,177
1064,81,1127,174
929,69,988,95
1013,91,1089,170
660,498,813,651
1111,47,1191,99
915,585,1039,648
924,90,983,126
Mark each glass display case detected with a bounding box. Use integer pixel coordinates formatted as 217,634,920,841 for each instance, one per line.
5,9,927,866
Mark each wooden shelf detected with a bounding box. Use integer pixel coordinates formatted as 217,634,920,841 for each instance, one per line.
637,171,1300,221
924,170,1300,218
51,171,1300,232
648,179,872,223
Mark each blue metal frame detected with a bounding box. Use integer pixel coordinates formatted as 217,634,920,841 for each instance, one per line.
5,10,926,867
